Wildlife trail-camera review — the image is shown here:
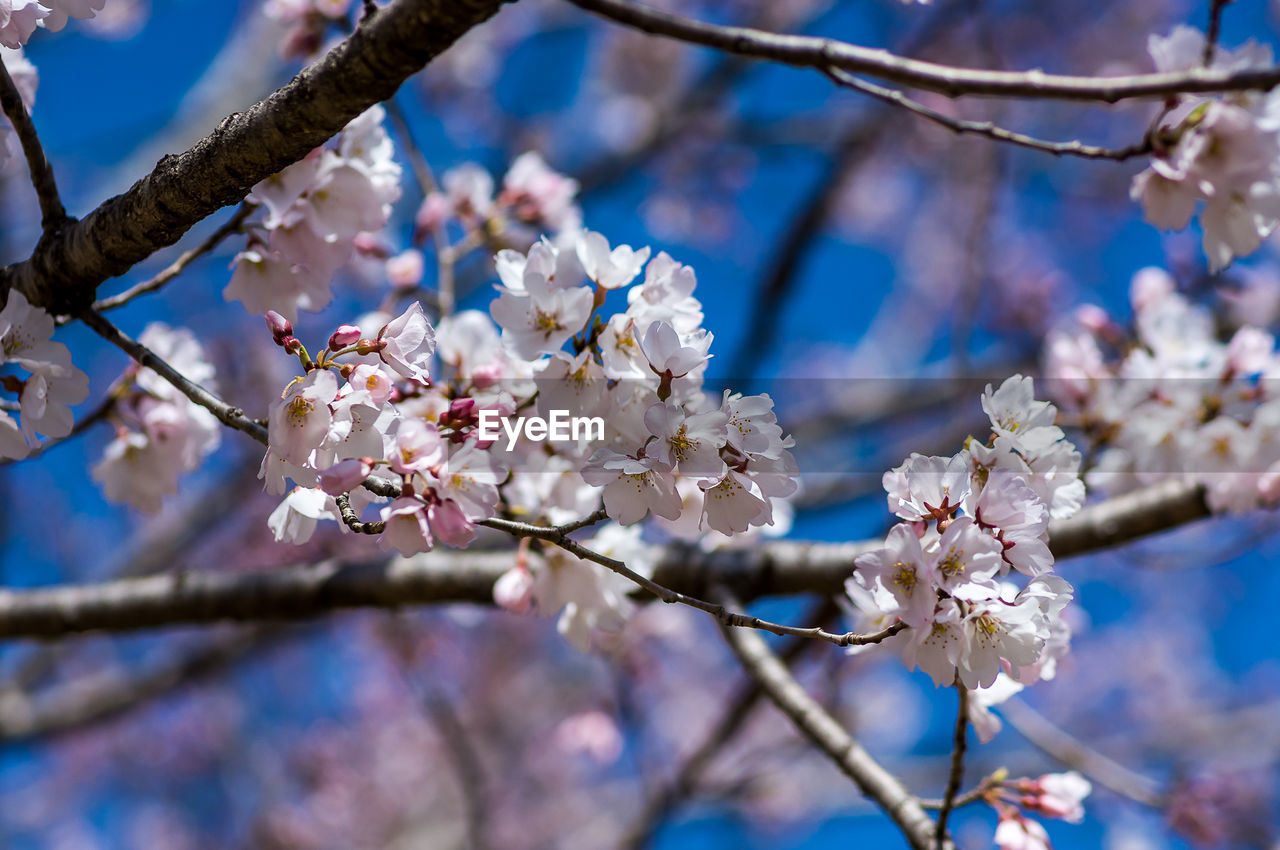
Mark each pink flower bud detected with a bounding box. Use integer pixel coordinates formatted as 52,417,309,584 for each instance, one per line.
386,249,425,291
493,566,534,613
265,311,294,346
428,498,476,548
1072,304,1112,334
470,364,501,389
414,192,451,242
318,457,374,496
449,397,477,420
352,232,388,258
328,325,362,351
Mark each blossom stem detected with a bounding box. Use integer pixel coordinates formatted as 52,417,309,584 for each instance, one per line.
934,683,970,848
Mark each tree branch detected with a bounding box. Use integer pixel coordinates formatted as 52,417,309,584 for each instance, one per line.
824,69,1152,161
717,600,947,850
0,627,278,743
481,513,902,647
567,0,1280,103
90,202,256,314
623,598,838,849
79,308,269,444
0,0,510,315
0,57,68,233
999,697,1164,807
0,479,1214,640
934,684,969,848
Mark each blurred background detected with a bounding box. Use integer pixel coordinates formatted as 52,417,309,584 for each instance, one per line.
1,0,1279,847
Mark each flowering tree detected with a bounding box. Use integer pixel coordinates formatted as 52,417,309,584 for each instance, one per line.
1,0,1279,847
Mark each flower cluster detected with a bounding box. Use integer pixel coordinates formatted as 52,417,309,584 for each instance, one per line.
256,224,797,647
0,0,106,46
415,151,582,246
225,105,401,323
1131,26,1280,271
1045,266,1280,513
992,772,1094,850
92,325,222,514
258,301,499,556
0,46,37,173
847,375,1082,691
0,290,89,460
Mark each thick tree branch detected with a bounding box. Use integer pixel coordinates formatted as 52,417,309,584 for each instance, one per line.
0,58,67,233
717,603,946,850
567,0,1280,103
0,628,278,743
0,480,1213,640
623,598,838,849
0,0,510,315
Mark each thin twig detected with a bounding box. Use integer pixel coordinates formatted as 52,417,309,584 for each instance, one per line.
918,772,1003,810
0,58,67,233
382,618,491,850
1204,0,1232,67
334,492,387,533
934,683,969,848
716,596,947,850
480,514,904,648
91,203,256,314
999,697,1164,807
824,69,1152,161
384,98,458,316
78,308,268,444
77,309,403,499
567,0,1280,102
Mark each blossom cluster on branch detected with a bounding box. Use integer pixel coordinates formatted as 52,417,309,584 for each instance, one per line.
1132,26,1280,271
1046,266,1280,513
0,290,88,458
847,376,1082,721
225,105,402,323
92,325,222,513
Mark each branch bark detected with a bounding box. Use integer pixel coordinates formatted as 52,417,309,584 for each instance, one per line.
717,602,947,850
0,480,1213,640
0,0,510,315
568,0,1280,103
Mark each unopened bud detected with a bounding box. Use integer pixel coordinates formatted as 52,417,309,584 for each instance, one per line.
265,311,293,346
352,232,389,259
449,397,477,420
328,325,362,351
387,250,425,291
414,193,451,242
318,457,374,496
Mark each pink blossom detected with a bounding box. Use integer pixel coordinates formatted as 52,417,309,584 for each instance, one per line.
376,301,436,383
